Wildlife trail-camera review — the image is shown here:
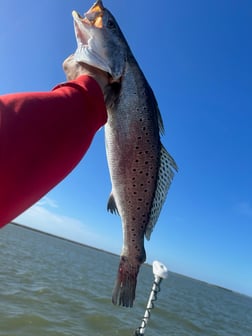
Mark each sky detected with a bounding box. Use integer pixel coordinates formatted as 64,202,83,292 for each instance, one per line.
0,0,251,297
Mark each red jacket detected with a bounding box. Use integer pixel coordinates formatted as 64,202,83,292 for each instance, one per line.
0,75,107,228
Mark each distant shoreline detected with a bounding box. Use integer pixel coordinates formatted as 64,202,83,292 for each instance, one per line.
9,221,120,259
7,222,251,299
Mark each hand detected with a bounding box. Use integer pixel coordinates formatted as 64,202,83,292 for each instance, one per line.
63,54,109,94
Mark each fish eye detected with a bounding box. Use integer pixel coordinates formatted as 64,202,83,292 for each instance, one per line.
107,19,115,29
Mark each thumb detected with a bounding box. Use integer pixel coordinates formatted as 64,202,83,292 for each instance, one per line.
62,55,81,80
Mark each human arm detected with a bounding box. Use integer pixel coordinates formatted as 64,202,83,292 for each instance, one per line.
0,62,107,228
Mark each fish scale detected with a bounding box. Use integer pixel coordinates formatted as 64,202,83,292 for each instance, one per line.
72,0,178,307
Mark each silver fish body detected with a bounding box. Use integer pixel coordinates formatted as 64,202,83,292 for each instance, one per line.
72,0,178,307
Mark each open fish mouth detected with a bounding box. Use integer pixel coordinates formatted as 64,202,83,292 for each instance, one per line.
72,1,111,74
72,0,104,38
72,11,91,47
72,2,103,45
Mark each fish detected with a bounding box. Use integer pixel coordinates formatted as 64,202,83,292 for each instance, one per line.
72,0,178,307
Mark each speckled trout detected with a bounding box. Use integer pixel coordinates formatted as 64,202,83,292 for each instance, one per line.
72,0,178,307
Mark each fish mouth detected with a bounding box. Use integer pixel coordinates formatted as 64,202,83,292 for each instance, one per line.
84,0,104,28
72,1,104,42
72,11,90,46
72,0,105,34
71,1,111,74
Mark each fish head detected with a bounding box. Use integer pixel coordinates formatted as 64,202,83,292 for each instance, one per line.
72,0,127,81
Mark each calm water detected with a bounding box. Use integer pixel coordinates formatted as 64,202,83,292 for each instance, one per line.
0,224,251,336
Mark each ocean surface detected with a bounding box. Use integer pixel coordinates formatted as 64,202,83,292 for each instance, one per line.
0,224,251,336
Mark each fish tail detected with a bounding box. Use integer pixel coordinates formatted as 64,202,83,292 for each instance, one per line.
112,257,140,308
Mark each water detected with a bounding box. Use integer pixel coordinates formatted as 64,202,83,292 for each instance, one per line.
0,224,251,336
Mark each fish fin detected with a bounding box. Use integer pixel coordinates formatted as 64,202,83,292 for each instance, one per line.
157,105,165,136
147,83,165,135
104,81,121,110
145,145,178,240
112,257,140,308
107,193,119,215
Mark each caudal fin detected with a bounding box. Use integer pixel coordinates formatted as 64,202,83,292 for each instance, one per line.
112,257,140,308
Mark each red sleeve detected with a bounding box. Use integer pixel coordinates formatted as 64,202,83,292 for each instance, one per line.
0,75,107,228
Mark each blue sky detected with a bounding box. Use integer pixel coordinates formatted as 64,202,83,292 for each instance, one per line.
0,0,251,297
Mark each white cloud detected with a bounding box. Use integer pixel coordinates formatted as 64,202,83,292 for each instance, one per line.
37,196,58,208
14,197,107,248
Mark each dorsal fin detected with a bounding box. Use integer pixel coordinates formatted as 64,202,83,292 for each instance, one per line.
145,145,178,240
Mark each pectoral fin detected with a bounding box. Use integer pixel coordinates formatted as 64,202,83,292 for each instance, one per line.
107,193,119,215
